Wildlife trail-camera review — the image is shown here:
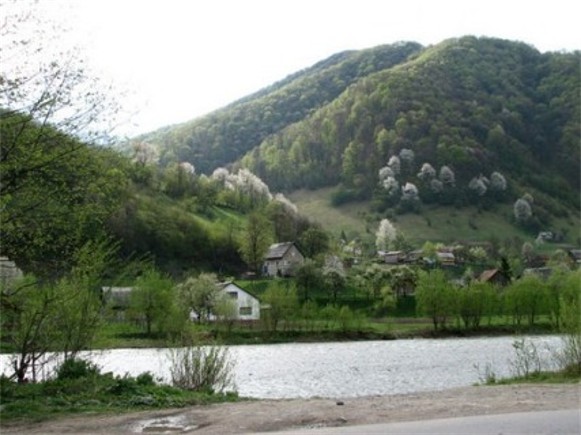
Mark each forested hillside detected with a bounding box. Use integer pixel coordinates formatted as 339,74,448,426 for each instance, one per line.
144,37,579,235
0,113,317,278
242,37,579,200
141,42,422,173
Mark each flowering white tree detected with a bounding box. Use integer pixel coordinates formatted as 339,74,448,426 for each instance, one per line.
401,182,420,202
378,166,394,182
417,162,436,180
514,197,532,222
132,142,159,166
388,155,401,175
375,218,397,252
439,165,455,186
468,176,488,196
381,176,400,197
178,162,195,175
489,171,507,191
211,167,229,184
236,169,271,198
273,193,298,215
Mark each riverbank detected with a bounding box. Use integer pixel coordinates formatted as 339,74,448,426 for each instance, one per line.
88,319,557,350
2,383,579,434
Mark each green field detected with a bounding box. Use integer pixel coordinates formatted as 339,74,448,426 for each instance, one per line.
289,188,579,247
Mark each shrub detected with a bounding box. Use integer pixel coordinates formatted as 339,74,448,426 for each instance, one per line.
169,346,234,394
56,358,100,380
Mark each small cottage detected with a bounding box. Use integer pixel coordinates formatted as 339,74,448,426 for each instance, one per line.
437,252,455,266
220,282,261,321
379,250,405,264
478,269,510,287
263,242,304,277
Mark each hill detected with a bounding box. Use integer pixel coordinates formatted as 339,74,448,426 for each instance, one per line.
242,37,579,200
141,36,579,245
140,42,423,173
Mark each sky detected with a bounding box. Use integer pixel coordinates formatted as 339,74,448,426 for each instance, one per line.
4,0,581,137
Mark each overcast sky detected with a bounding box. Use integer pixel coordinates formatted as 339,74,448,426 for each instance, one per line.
5,0,581,137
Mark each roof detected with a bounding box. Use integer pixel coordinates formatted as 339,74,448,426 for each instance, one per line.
479,269,500,282
265,242,295,260
102,286,133,294
220,281,261,301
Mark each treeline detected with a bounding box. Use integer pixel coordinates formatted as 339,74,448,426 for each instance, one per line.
415,268,580,332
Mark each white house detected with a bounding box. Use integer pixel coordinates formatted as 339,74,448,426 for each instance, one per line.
190,282,262,322
219,282,261,321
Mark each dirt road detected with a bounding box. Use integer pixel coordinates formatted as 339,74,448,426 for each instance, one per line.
3,383,579,434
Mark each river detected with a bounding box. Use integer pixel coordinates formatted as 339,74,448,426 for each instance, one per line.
0,336,563,399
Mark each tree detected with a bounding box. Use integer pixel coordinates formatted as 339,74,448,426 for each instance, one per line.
1,239,115,382
238,212,274,273
457,282,495,329
513,197,532,223
362,264,391,300
1,4,127,277
504,274,547,326
129,268,177,336
295,259,323,301
298,226,330,259
375,218,397,252
322,256,346,302
386,265,418,297
266,195,299,242
261,281,299,332
417,162,436,180
439,166,455,186
415,269,457,331
176,273,221,323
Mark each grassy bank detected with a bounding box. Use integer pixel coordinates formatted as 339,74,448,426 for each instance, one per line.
0,360,240,426
88,316,559,349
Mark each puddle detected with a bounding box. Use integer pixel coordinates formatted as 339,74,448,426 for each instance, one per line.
132,415,199,433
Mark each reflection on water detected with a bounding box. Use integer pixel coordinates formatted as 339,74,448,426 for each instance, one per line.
0,336,562,399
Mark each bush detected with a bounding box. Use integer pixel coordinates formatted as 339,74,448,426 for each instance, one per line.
56,358,100,380
169,346,234,394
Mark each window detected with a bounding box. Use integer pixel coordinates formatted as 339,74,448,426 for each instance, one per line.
239,306,252,316
227,291,238,299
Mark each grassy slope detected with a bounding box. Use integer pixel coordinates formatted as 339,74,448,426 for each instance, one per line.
289,188,579,247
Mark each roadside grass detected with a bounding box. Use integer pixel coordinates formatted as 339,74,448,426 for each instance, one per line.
488,370,581,385
0,365,239,426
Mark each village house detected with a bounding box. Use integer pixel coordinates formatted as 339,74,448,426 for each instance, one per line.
478,269,510,287
378,250,405,264
436,251,456,266
219,281,261,321
263,242,304,277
